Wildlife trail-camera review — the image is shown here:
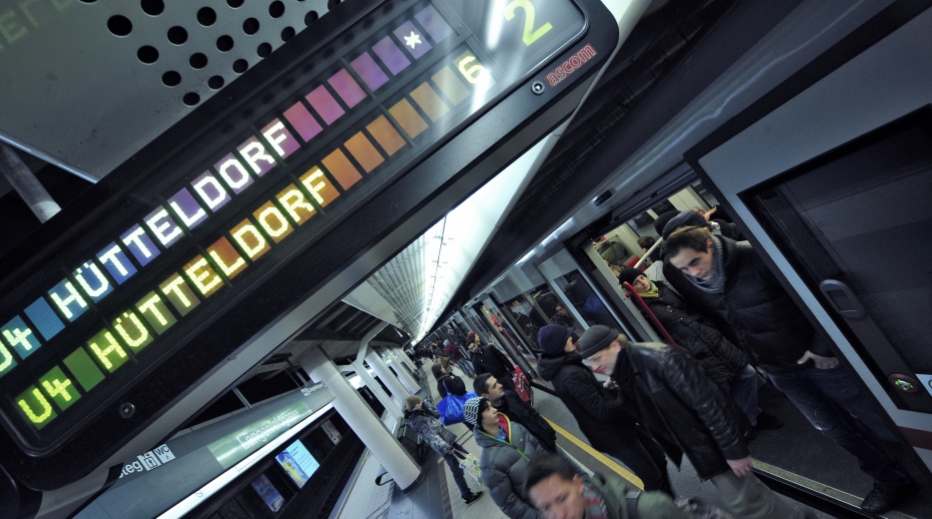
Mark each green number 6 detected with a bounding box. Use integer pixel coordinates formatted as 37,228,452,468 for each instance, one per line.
505,0,553,47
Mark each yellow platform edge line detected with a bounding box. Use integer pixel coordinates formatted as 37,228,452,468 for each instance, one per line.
542,415,644,489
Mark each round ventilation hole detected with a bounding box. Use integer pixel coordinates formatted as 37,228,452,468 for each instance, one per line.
243,18,259,35
183,93,201,106
167,26,188,45
257,42,272,58
137,45,159,64
140,0,164,16
197,7,217,26
227,0,244,7
305,11,318,26
216,35,234,52
162,71,181,87
108,15,133,37
269,1,285,18
281,27,295,42
78,0,97,4
208,76,225,90
232,59,248,73
189,53,208,69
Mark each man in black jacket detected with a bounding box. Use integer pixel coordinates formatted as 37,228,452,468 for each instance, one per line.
580,325,810,519
665,225,917,514
536,324,671,496
467,331,516,391
474,373,557,453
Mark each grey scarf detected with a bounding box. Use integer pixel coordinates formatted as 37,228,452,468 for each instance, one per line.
688,235,726,293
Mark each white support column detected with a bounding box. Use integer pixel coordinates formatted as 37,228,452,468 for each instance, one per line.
352,359,403,420
300,346,420,489
366,351,412,405
385,348,420,394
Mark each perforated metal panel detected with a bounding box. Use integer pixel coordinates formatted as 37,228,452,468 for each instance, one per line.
0,0,337,181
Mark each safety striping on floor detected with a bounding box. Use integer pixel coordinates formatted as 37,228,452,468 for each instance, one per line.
542,415,644,489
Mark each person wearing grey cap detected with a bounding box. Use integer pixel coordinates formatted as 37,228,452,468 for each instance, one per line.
536,324,672,496
579,325,813,519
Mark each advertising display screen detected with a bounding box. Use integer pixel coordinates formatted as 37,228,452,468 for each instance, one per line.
0,0,600,460
250,474,285,513
275,439,320,488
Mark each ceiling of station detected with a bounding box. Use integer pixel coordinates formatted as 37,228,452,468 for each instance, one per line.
0,0,339,180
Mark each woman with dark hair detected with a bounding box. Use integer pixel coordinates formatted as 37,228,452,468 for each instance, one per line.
464,397,543,519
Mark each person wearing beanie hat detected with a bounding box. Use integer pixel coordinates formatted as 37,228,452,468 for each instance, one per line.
403,395,484,505
468,397,546,519
580,328,814,519
536,324,672,496
474,373,557,453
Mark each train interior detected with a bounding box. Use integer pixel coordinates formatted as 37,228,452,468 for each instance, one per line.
1,0,932,518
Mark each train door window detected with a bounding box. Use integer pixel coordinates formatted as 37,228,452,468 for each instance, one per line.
479,303,529,356
553,270,620,328
532,285,582,329
746,108,932,411
503,293,549,351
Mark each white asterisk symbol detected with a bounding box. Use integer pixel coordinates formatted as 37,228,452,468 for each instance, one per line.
404,31,422,49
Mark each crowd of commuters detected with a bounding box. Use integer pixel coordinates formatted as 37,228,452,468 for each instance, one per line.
401,206,917,518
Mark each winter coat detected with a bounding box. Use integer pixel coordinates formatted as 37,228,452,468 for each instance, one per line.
597,240,630,266
471,344,514,380
537,352,637,450
496,390,557,453
585,472,693,519
436,373,466,398
444,343,464,362
664,237,832,374
403,401,457,456
611,342,749,480
474,416,544,519
637,281,747,385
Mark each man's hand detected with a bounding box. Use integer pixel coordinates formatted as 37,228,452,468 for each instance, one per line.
727,457,753,477
797,350,840,370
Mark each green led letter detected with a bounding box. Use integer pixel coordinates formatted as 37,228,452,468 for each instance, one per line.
39,366,81,411
0,341,16,378
113,310,152,351
87,329,128,372
16,386,57,429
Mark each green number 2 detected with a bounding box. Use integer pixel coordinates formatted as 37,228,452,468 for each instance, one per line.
505,0,553,47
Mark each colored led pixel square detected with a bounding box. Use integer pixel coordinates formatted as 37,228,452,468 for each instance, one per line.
136,291,177,334
121,224,161,267
184,255,224,298
410,82,450,122
306,85,345,125
283,102,324,143
372,36,411,76
0,342,17,379
86,329,129,373
350,53,389,92
97,242,137,285
207,237,248,279
453,50,492,88
394,21,432,59
389,98,429,138
2,316,41,359
344,132,384,173
366,115,406,156
237,136,277,177
321,149,363,190
192,171,232,212
253,201,294,244
432,66,471,105
145,206,184,248
112,310,153,351
63,347,106,392
276,184,317,225
230,219,271,261
159,273,201,317
214,153,255,194
48,279,88,322
415,5,454,43
24,298,65,341
73,261,114,303
39,366,81,411
168,188,208,230
16,385,57,429
299,167,340,208
328,69,367,109
262,119,301,159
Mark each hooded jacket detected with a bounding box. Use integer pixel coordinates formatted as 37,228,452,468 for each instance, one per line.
495,390,557,453
403,401,457,456
611,342,749,480
664,237,831,373
537,352,636,450
474,416,544,519
636,281,747,385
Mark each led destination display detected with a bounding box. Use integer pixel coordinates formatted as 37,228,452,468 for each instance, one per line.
0,0,588,449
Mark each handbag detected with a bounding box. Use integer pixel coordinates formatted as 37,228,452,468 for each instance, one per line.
436,391,478,425
454,449,483,486
512,366,532,405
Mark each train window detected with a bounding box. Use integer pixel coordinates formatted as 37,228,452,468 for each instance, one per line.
502,292,549,351
552,271,619,329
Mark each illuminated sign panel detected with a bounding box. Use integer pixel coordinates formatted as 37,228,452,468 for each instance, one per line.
0,0,588,451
